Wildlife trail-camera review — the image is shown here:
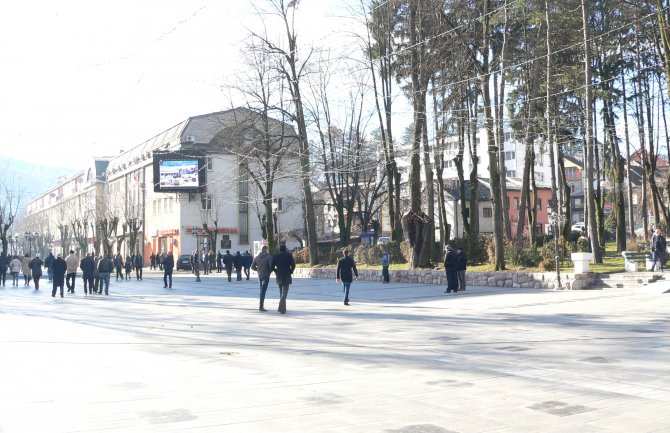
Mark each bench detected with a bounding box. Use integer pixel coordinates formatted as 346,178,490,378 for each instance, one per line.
621,251,652,272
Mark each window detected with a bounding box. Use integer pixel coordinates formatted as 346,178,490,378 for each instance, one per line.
201,194,212,210
506,170,516,178
565,167,577,179
513,197,519,209
483,207,493,218
570,184,575,193
206,156,213,171
273,197,284,212
574,198,583,207
535,198,542,211
504,151,515,161
535,172,544,182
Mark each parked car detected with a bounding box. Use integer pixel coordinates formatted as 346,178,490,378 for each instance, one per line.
377,236,391,245
571,222,585,233
176,254,192,271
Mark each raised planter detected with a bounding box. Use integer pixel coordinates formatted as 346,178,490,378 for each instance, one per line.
571,252,594,273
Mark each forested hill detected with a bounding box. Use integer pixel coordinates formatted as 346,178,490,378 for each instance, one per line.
0,157,76,206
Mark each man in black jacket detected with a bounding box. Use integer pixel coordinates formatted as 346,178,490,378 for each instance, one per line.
456,247,467,291
443,245,459,293
80,253,95,295
272,244,296,314
336,249,358,306
133,253,143,280
0,252,9,287
97,254,114,295
233,251,243,281
163,252,174,288
222,250,233,282
51,253,67,298
651,228,667,272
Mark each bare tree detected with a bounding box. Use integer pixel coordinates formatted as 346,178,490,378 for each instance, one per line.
249,0,319,263
0,166,25,255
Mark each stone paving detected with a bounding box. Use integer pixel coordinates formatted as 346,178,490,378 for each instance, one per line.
1,270,669,433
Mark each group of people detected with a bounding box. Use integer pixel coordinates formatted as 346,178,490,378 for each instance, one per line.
0,252,45,288
443,245,468,293
112,253,144,281
0,249,149,298
188,249,253,281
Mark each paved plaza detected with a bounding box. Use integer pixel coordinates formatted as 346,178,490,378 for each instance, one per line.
1,270,669,433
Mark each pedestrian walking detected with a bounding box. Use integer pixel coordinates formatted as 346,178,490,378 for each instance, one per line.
209,250,216,275
114,254,124,281
381,252,390,283
272,244,295,314
163,251,174,288
0,252,8,287
223,250,233,282
444,245,459,293
456,247,467,292
233,251,243,281
97,254,114,295
10,255,21,287
51,253,67,297
336,249,358,306
216,250,223,273
65,250,79,293
251,246,274,311
150,252,157,270
21,253,32,287
159,251,165,270
80,253,95,295
44,251,55,282
133,253,143,280
124,255,132,280
243,250,252,280
29,253,44,290
92,255,101,293
651,228,667,272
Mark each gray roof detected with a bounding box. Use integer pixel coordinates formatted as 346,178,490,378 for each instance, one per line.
442,178,491,201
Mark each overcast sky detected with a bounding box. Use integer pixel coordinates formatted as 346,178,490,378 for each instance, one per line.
0,0,365,169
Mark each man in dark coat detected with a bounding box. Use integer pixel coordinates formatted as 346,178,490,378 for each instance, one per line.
44,252,55,282
29,253,44,290
0,252,9,287
163,251,174,288
51,253,67,298
133,253,143,280
150,252,157,270
233,251,243,281
456,247,467,291
243,250,253,280
651,228,667,272
443,245,459,293
222,250,234,282
97,254,114,295
80,253,95,295
336,249,358,306
272,244,296,314
216,250,223,273
114,254,123,281
251,246,274,311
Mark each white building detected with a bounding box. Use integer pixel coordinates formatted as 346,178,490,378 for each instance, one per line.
23,109,304,261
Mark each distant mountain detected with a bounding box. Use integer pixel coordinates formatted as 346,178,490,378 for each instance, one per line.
0,157,77,205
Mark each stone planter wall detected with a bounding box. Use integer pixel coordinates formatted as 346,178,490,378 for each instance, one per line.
292,267,595,290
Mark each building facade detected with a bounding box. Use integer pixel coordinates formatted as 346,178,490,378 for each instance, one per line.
23,109,304,262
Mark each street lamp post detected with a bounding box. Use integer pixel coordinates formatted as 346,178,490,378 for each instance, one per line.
548,207,567,290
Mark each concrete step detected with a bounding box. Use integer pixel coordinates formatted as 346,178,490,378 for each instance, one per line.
587,272,669,291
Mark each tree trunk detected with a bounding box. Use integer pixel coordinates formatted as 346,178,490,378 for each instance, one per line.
482,0,505,270
582,0,602,262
